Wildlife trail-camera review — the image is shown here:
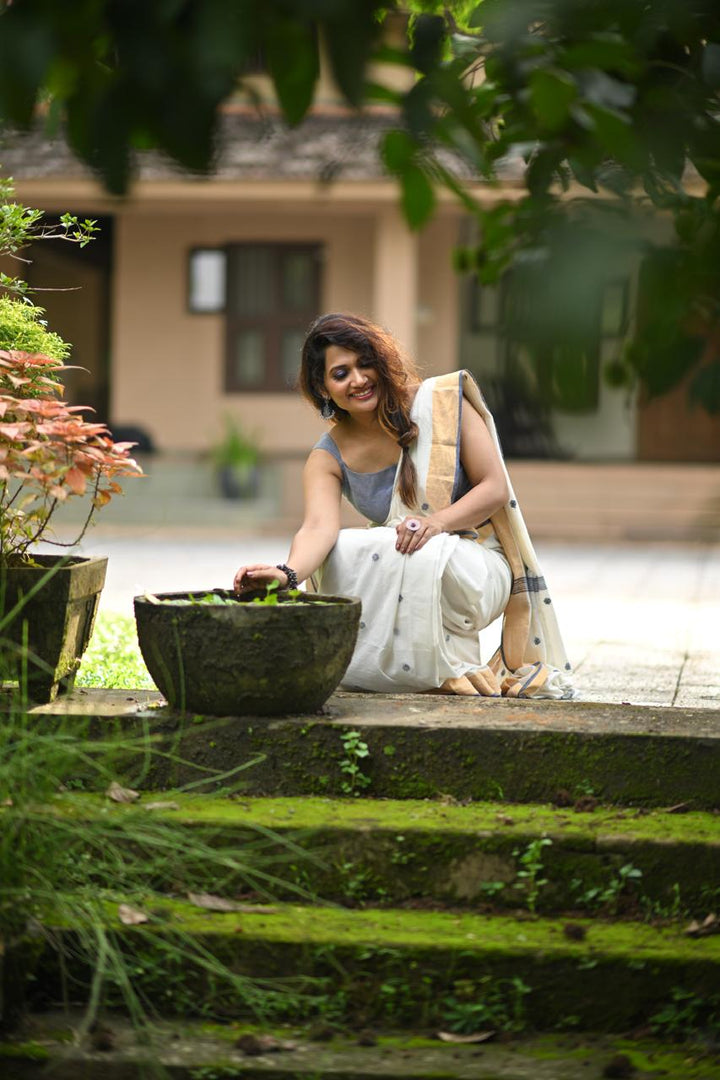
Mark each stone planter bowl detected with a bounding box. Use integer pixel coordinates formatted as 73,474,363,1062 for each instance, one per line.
0,554,107,703
134,589,361,717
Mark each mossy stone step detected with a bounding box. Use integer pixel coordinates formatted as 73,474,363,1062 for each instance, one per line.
28,690,720,808
59,793,720,913
30,898,720,1033
4,1016,719,1080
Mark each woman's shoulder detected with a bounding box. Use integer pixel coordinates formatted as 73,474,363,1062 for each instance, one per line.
310,431,344,471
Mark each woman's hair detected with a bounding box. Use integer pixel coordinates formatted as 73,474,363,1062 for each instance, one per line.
300,312,420,508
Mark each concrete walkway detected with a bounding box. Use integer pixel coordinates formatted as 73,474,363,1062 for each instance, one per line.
60,526,720,712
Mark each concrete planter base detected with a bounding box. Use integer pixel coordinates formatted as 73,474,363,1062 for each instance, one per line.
0,555,107,703
134,589,361,716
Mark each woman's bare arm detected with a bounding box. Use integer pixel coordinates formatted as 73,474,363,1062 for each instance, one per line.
233,450,342,591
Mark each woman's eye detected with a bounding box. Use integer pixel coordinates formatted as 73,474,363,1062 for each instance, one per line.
332,369,347,381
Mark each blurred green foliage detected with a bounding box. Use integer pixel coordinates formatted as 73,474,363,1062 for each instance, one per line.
1,0,719,409
392,1,720,412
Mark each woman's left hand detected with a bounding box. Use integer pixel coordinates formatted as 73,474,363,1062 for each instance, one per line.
395,515,444,555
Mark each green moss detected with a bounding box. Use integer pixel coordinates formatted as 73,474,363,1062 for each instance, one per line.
27,892,720,1030
0,1040,50,1061
38,895,718,962
30,792,719,910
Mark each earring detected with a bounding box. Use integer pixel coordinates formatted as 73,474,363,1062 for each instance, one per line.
320,398,335,420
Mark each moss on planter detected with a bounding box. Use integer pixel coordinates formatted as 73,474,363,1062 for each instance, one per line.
134,592,361,717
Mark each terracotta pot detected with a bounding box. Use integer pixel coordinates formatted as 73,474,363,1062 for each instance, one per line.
134,589,361,716
0,554,107,703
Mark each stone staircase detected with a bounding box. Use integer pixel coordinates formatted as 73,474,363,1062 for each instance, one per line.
3,690,720,1078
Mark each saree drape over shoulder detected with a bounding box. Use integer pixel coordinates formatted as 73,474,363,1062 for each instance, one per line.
314,370,576,700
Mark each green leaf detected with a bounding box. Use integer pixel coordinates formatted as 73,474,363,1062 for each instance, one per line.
529,68,577,132
381,130,417,173
583,103,636,166
265,18,319,126
400,165,435,229
690,361,720,414
410,14,445,76
560,35,639,78
324,1,382,107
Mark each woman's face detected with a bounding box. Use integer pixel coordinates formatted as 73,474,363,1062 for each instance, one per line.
323,345,379,417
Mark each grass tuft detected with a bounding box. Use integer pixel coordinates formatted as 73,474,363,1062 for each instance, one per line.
77,610,156,689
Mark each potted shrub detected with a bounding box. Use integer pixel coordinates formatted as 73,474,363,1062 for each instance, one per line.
0,298,141,702
210,415,260,500
134,585,361,716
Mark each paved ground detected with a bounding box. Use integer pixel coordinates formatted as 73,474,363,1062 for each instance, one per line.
59,525,720,711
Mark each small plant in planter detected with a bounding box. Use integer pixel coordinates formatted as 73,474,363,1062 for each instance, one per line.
211,415,260,500
134,583,361,717
0,299,141,701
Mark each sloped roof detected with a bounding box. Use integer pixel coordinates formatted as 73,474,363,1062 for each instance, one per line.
0,109,489,185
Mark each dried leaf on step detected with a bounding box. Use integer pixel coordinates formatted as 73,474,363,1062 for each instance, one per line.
685,914,718,937
118,904,149,925
145,801,180,811
686,915,716,941
188,892,243,912
187,892,278,914
106,781,140,804
437,1030,495,1044
235,1033,297,1055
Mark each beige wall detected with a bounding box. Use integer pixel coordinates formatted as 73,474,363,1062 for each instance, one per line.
111,208,377,454
417,215,461,379
112,202,464,456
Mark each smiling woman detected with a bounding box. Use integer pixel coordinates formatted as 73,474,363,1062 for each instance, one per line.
233,312,576,701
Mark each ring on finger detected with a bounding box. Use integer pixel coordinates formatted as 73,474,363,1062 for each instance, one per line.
406,518,421,533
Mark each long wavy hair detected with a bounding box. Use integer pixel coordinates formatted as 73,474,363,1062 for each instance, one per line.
300,312,420,508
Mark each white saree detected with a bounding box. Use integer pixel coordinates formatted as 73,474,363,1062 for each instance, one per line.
314,371,576,700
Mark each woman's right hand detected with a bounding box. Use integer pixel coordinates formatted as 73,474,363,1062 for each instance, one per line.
233,563,288,594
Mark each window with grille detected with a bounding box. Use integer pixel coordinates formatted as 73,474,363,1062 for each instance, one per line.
224,243,322,393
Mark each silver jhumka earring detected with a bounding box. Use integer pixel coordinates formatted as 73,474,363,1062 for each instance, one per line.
320,398,335,420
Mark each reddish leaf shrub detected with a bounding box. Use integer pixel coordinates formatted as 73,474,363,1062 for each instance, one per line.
0,348,142,563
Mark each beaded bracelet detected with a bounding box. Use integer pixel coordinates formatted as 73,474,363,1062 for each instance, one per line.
275,563,298,590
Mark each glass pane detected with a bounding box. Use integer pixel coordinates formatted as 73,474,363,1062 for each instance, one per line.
230,248,274,315
601,281,627,336
282,251,315,310
281,329,304,387
234,330,265,386
470,281,500,330
189,250,226,312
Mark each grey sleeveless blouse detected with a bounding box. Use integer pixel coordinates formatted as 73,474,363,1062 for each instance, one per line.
313,432,471,524
314,433,396,523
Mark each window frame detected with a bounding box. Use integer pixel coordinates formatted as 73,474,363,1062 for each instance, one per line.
223,242,322,394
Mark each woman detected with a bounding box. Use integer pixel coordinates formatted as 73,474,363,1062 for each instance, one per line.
234,313,575,699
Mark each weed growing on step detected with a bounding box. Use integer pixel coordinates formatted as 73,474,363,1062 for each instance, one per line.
651,987,720,1042
442,975,531,1034
570,862,643,915
337,860,387,904
478,880,507,900
513,837,552,914
640,881,686,921
339,730,371,796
